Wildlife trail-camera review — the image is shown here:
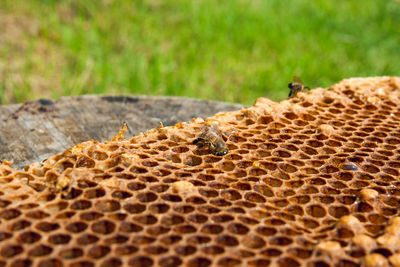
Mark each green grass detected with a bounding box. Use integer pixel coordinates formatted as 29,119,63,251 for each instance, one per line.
0,0,399,105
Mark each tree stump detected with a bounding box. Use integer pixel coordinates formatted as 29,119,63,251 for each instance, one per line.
0,95,243,169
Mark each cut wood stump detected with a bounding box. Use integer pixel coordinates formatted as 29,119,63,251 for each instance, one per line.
0,95,243,169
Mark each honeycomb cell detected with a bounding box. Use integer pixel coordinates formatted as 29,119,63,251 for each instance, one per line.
201,245,224,255
112,211,131,221
84,188,106,199
185,197,206,206
227,223,249,235
160,214,184,227
137,192,157,203
128,256,154,267
174,224,196,234
363,165,380,174
199,189,218,198
300,218,320,229
59,248,84,259
91,220,115,234
270,236,293,246
18,231,41,243
0,199,11,208
111,190,132,199
306,205,327,218
28,245,52,257
79,211,103,221
158,256,182,267
48,234,71,245
95,200,120,212
148,203,170,214
200,224,223,234
185,235,210,245
105,234,129,244
216,235,239,247
124,199,147,212
17,202,38,209
221,161,235,172
149,183,169,192
131,235,156,245
337,195,357,205
174,245,196,256
70,200,92,210
54,211,75,219
161,194,182,202
114,245,138,256
36,223,60,234
286,205,304,216
61,188,82,199
260,248,282,257
1,245,23,258
264,177,283,187
289,195,311,204
357,202,373,213
88,150,108,161
244,192,266,203
88,245,111,258
0,232,12,242
66,222,88,233
242,234,266,249
127,182,146,191
0,209,21,220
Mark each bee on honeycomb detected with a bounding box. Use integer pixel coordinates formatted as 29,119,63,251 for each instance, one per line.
193,123,228,156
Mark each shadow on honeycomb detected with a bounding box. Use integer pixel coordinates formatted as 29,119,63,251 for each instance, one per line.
1,77,400,267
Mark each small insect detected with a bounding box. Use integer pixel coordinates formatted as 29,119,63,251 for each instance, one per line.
288,76,309,98
253,161,261,168
193,123,228,156
339,162,359,171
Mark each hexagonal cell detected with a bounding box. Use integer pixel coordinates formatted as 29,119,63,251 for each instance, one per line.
1,245,23,258
59,248,84,259
28,244,52,257
91,220,116,234
158,256,182,267
17,231,41,244
66,222,88,233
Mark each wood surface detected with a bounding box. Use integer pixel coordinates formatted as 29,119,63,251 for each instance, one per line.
0,95,243,170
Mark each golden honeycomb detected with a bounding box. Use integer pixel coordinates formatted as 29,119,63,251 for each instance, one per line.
1,76,400,267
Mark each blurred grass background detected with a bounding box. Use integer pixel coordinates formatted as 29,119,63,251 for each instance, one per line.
0,0,399,105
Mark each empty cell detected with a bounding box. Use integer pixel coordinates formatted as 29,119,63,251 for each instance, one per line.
306,205,327,218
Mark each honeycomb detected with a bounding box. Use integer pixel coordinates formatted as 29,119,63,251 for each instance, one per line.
1,76,400,267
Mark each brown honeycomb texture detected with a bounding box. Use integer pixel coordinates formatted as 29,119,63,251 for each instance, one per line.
1,77,400,267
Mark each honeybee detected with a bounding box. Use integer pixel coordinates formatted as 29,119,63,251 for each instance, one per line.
288,76,309,98
193,123,228,156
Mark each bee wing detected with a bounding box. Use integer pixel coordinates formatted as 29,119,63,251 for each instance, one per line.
210,123,224,139
293,75,302,83
194,125,211,145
